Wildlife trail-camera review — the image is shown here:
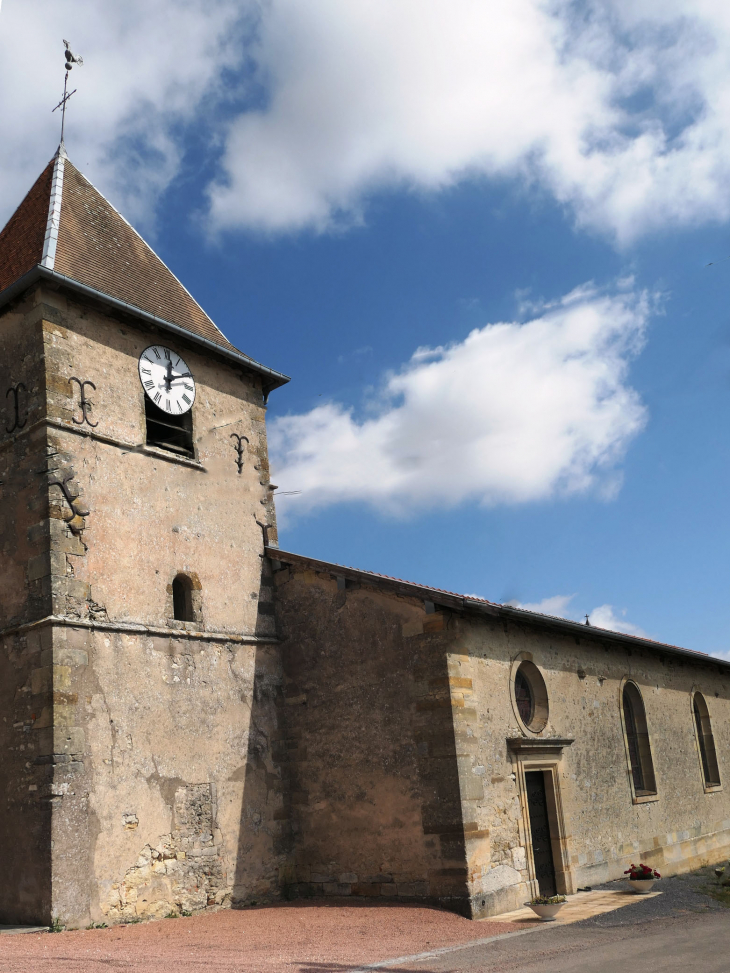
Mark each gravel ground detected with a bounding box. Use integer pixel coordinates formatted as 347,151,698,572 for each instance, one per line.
1,866,725,972
0,901,535,973
580,863,728,928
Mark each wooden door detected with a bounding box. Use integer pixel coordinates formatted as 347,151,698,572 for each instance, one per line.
526,771,557,896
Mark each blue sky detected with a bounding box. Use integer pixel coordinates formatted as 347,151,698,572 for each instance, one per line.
2,0,730,656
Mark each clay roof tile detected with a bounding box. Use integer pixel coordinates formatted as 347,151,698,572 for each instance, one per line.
0,160,54,292
0,148,263,366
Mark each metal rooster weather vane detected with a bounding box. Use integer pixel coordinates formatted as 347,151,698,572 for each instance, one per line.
52,39,83,142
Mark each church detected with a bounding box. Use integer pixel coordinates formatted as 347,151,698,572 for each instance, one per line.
0,145,728,929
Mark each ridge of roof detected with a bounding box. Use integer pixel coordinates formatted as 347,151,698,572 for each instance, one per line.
41,146,65,269
266,546,729,670
266,545,500,605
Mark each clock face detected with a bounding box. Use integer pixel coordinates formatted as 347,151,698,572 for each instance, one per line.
138,345,196,415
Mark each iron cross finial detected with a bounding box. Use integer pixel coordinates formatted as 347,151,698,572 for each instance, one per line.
52,39,83,144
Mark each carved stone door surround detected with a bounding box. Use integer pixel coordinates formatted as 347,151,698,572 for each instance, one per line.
507,737,575,898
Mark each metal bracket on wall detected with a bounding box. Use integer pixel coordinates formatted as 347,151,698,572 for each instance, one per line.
230,433,249,474
69,377,98,427
5,383,27,433
256,520,274,549
49,473,90,534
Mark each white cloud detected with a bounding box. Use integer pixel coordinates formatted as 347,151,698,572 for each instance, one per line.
270,282,650,515
587,604,648,637
0,0,247,227
710,649,730,662
5,2,730,243
510,595,577,617
506,593,648,637
207,0,730,241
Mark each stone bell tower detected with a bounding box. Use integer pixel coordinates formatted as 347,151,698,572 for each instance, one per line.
0,145,290,927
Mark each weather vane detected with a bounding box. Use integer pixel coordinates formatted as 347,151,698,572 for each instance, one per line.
52,39,83,144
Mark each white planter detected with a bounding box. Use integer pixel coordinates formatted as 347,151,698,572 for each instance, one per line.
628,879,655,894
526,901,565,921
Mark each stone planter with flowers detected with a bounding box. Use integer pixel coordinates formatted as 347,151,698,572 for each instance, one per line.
525,894,567,920
624,863,661,893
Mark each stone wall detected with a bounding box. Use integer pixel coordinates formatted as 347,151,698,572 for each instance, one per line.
0,626,53,924
272,552,730,920
0,284,285,926
73,629,286,927
3,621,287,929
0,301,55,924
273,561,476,914
0,300,50,628
453,612,730,916
35,285,277,631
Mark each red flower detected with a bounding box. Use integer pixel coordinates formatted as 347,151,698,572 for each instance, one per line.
625,862,660,880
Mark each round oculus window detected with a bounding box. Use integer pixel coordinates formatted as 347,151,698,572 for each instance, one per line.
515,669,533,724
513,661,549,732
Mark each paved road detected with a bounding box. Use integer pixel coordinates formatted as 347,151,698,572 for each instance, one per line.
338,873,729,973
398,910,727,972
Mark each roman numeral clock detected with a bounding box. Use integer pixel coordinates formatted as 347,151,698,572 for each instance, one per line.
138,345,196,414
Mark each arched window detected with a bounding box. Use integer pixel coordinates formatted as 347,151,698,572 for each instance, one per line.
172,574,195,622
622,683,656,797
693,692,721,787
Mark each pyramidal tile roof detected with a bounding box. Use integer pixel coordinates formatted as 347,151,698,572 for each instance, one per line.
0,145,288,388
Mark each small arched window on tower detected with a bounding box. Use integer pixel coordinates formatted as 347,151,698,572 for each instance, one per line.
622,682,657,798
172,574,195,622
693,692,721,788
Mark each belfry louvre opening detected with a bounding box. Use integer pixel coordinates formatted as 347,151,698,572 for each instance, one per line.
144,397,194,456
